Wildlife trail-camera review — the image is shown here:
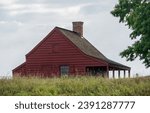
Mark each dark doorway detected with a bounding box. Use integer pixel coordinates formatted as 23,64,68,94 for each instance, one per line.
86,66,107,76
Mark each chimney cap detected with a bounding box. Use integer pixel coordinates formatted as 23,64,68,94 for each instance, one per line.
72,21,83,24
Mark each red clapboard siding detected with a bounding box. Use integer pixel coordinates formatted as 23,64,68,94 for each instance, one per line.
23,28,107,76
13,62,26,76
13,27,109,77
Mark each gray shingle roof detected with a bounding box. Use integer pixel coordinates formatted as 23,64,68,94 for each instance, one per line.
58,27,130,70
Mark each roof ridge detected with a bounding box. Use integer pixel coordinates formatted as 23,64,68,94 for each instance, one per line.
56,26,81,36
56,26,73,33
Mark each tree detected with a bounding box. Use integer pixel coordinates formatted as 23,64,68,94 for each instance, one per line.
111,0,150,68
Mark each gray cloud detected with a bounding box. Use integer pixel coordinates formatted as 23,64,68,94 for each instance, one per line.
0,8,12,21
15,0,97,5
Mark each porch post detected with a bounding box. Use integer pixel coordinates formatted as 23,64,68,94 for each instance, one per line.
106,66,109,78
118,70,120,78
113,69,115,79
128,69,131,78
123,70,126,78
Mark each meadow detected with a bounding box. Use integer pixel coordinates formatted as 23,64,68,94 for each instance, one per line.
0,76,150,96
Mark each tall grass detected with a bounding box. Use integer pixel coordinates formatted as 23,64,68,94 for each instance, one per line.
0,76,150,96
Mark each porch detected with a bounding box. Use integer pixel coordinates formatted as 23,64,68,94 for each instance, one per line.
86,65,131,79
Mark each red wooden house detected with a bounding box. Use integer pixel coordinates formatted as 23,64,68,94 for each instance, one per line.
13,21,130,78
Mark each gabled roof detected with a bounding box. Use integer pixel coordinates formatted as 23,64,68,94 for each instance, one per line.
57,27,130,70
12,62,26,72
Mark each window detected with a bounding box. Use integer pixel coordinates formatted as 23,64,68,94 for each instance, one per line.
60,66,69,76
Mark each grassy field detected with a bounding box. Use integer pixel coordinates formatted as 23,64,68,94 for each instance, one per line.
0,76,150,96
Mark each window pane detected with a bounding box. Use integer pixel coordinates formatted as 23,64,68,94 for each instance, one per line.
60,66,69,76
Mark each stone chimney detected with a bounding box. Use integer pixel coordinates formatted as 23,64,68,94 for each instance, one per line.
72,21,84,37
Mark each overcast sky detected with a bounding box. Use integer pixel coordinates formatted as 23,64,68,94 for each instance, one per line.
0,0,149,77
